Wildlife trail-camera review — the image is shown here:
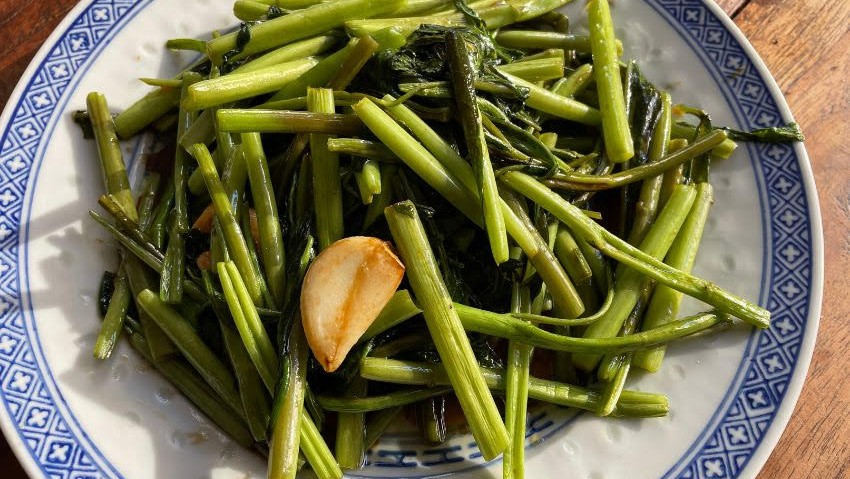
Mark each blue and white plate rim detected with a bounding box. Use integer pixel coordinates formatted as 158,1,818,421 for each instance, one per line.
0,0,823,478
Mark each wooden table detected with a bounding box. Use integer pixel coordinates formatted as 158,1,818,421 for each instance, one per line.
0,0,847,477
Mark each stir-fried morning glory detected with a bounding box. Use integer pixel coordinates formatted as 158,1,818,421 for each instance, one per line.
79,1,802,478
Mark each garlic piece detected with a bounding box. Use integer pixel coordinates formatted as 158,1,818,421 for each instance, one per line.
301,236,405,372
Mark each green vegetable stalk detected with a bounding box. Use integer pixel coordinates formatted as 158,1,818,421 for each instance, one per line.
268,320,309,479
588,0,633,162
500,170,770,328
137,289,242,413
206,0,405,63
192,144,264,305
361,357,669,418
86,92,138,222
385,201,509,460
184,57,319,111
572,183,697,371
93,262,130,360
504,284,533,479
308,88,345,250
634,182,714,371
161,72,202,304
446,30,508,264
242,132,286,307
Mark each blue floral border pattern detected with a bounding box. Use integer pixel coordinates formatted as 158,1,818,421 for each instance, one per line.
0,2,139,478
0,1,814,479
649,2,812,478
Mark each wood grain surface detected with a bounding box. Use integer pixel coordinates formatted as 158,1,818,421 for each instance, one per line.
0,0,847,477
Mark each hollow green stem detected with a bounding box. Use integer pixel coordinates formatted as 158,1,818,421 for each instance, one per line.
93,263,130,360
511,285,614,326
327,35,379,91
515,48,566,63
97,194,159,260
571,184,696,370
300,410,343,479
447,30,508,264
457,302,730,353
89,211,207,301
671,122,738,160
353,99,482,224
588,0,633,162
242,132,286,307
574,232,610,294
334,377,367,469
217,261,278,390
634,182,714,372
217,109,363,134
361,290,421,340
554,225,593,285
206,0,404,63
327,138,398,162
269,320,309,479
251,0,321,6
135,173,160,232
552,63,594,99
308,88,344,250
500,171,770,328
221,324,271,442
233,0,279,21
544,122,727,192
500,191,584,318
147,174,174,250
161,72,202,304
318,387,453,413
362,164,398,229
87,92,138,221
184,57,319,110
360,357,669,417
627,91,672,245
179,109,215,153
268,45,351,102
122,254,177,359
137,289,242,412
504,284,532,479
354,159,382,204
192,143,263,304
398,78,589,114
659,153,687,207
496,31,610,54
500,72,601,125
496,56,566,82
346,0,569,37
382,95,477,193
114,86,180,139
384,201,508,460
598,351,632,416
345,15,463,37
235,35,341,74
409,0,473,16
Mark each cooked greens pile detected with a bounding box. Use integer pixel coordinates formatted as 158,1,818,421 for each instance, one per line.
80,0,800,477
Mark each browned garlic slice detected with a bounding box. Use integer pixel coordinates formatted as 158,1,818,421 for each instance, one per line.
301,236,405,372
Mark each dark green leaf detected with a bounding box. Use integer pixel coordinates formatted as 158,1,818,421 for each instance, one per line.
73,110,95,139
98,271,117,318
723,122,804,143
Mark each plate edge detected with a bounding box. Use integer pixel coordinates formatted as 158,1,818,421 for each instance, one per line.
0,1,104,479
0,1,826,478
696,1,825,478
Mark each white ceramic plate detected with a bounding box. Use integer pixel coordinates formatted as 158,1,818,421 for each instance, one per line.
0,0,822,478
